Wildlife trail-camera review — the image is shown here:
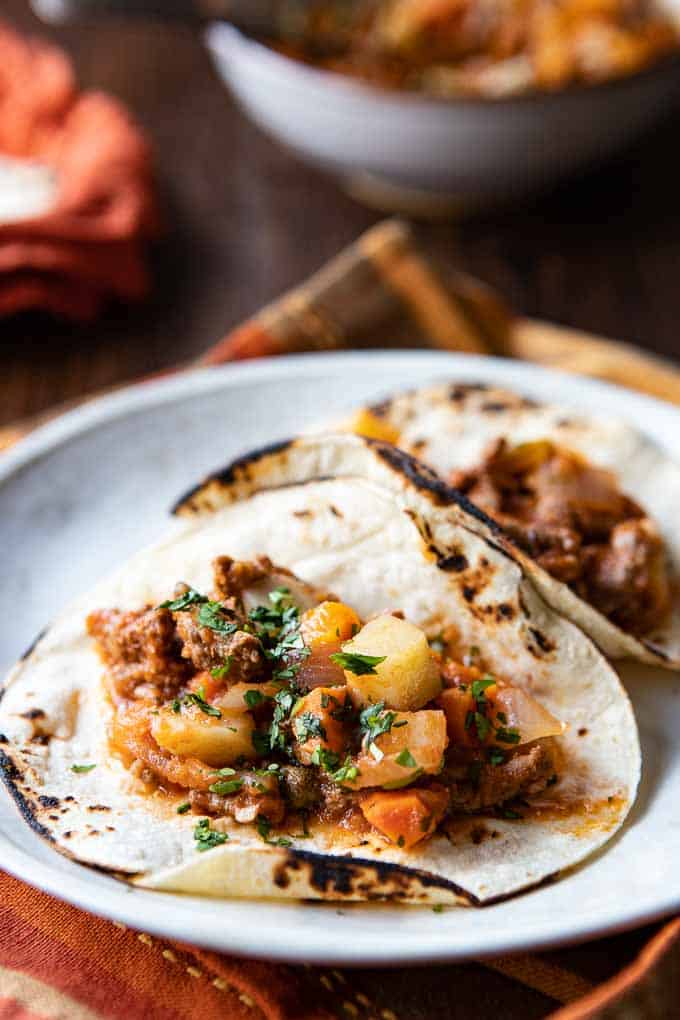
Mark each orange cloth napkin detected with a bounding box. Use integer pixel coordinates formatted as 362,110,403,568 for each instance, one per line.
0,22,157,321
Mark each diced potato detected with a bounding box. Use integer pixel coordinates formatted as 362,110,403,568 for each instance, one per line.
151,704,257,766
291,686,350,766
344,408,400,445
350,710,448,789
340,615,442,711
215,682,278,713
361,786,450,849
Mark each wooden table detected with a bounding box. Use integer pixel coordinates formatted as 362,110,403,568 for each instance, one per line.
3,0,680,429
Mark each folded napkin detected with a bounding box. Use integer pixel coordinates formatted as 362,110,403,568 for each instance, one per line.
1,220,679,1019
0,22,157,321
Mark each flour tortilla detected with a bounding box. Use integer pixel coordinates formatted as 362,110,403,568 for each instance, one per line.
0,434,640,905
347,382,680,669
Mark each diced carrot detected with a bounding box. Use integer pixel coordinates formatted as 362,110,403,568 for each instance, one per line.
361,786,449,849
188,670,225,703
291,686,350,766
441,660,482,689
300,601,361,649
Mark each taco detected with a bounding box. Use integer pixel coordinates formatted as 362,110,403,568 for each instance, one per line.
345,383,680,669
0,434,639,906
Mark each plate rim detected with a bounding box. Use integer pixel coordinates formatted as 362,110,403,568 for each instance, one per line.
2,348,680,965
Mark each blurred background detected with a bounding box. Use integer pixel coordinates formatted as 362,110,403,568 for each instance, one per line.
2,0,680,430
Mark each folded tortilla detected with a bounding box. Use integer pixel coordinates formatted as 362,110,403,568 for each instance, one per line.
344,383,680,670
0,434,640,905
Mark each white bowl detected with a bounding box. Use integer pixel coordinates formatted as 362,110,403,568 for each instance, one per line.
206,22,680,214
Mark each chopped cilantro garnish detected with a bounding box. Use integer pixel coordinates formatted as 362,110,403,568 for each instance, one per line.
159,588,207,611
358,701,405,751
311,746,340,770
197,601,239,636
180,686,222,718
488,748,506,766
269,687,299,752
432,904,444,913
244,689,266,709
495,727,521,745
464,710,474,732
209,778,243,796
213,767,237,776
71,763,96,774
177,802,191,814
256,816,293,847
474,711,491,742
330,758,359,784
252,730,270,756
395,748,417,768
211,657,233,680
397,835,405,847
194,817,229,851
294,712,327,743
330,652,387,676
471,675,495,701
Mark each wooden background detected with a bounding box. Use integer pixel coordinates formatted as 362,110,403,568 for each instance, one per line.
2,0,680,429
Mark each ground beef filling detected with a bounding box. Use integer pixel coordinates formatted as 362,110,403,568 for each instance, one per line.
451,439,671,636
87,555,559,846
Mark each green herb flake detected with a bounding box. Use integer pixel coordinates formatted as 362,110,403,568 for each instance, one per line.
395,748,417,769
159,588,207,612
71,763,96,774
197,601,239,636
471,675,496,701
211,657,233,680
193,817,229,851
209,778,243,796
358,701,403,749
294,712,327,743
495,727,521,745
177,802,191,814
330,652,387,676
474,711,491,742
180,687,222,718
397,835,405,847
244,689,266,709
488,748,506,766
256,815,292,847
432,904,445,913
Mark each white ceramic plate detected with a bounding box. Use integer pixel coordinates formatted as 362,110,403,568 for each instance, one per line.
1,351,679,965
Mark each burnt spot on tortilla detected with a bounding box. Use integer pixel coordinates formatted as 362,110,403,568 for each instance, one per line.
481,402,510,413
437,552,469,573
368,399,393,419
448,383,489,402
498,603,515,620
410,438,427,451
63,831,73,838
38,795,60,809
21,708,46,721
292,509,312,519
279,848,477,905
19,628,48,664
0,749,54,843
171,439,295,515
578,727,589,737
0,734,7,745
329,505,343,518
87,804,112,812
528,628,556,655
462,586,476,603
